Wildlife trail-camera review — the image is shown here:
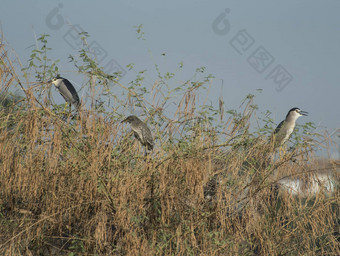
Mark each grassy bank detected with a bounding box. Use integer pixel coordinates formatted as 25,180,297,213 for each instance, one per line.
0,35,339,255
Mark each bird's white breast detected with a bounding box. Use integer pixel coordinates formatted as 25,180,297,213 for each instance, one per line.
282,126,294,144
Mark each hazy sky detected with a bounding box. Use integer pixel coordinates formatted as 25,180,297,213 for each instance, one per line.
1,0,339,134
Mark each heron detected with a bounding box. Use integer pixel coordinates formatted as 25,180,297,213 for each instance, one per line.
121,115,154,155
49,75,80,111
271,107,308,149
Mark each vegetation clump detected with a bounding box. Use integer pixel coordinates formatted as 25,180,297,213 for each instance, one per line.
0,34,338,255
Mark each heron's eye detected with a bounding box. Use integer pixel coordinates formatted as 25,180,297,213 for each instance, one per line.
296,110,300,113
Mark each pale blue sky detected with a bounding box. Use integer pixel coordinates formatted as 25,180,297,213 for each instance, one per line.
1,0,339,133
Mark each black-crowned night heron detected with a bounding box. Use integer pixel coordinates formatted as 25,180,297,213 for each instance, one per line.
50,75,80,109
121,115,154,154
271,107,308,148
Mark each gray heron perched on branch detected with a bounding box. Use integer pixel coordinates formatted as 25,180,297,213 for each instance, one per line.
271,107,308,148
49,75,80,110
121,115,154,155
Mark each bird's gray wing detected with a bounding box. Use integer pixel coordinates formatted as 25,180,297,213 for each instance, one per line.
131,126,144,144
270,120,287,147
142,125,154,150
58,79,80,106
273,120,285,135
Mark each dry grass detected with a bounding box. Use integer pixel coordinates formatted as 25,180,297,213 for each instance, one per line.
0,38,339,255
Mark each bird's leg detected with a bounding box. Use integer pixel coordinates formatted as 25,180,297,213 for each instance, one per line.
278,145,286,159
61,103,69,116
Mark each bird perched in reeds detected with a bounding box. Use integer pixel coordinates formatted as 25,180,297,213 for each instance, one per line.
49,75,80,110
121,115,154,154
270,107,308,148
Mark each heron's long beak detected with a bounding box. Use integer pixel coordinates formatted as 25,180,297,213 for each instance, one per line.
300,111,308,116
121,118,128,123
